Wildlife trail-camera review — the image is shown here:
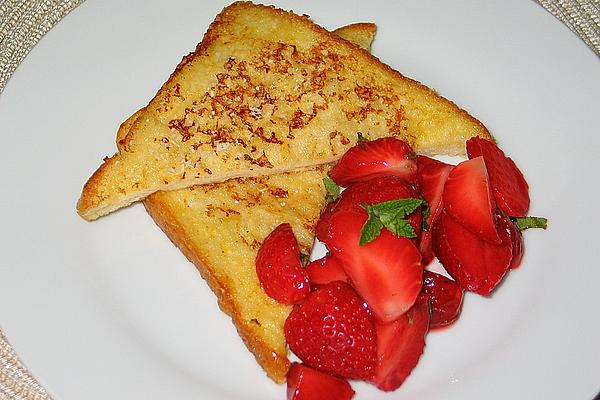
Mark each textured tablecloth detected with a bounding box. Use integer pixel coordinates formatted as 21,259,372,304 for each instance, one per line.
0,1,599,398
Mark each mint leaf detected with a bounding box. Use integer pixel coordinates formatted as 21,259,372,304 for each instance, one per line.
359,198,424,244
369,198,424,221
385,218,417,238
359,209,384,245
513,216,548,230
323,176,340,203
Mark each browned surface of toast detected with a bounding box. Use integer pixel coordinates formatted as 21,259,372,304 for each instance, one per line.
333,23,377,51
114,23,374,383
144,169,327,383
77,2,492,220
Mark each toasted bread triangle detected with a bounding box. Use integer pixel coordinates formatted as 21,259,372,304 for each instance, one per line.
115,22,376,384
77,2,491,221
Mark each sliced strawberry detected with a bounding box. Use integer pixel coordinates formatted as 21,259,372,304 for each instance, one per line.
324,209,423,322
256,223,309,304
315,200,339,243
285,281,377,380
329,138,417,186
420,270,464,329
432,210,512,296
443,156,500,244
497,211,524,269
306,255,348,285
372,297,430,391
287,362,355,400
316,176,421,243
416,155,454,264
466,136,530,217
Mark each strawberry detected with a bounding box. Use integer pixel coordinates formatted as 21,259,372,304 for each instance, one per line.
315,200,338,243
329,138,417,187
443,156,501,244
287,363,355,400
256,223,309,304
284,281,377,380
466,136,530,217
416,155,454,264
306,255,348,285
420,270,464,329
497,211,524,269
323,209,423,323
432,210,512,296
372,297,430,391
316,176,421,243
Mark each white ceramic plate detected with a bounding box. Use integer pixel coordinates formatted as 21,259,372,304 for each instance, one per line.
1,1,599,399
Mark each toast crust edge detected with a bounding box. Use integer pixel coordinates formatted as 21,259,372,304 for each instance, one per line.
143,192,291,383
76,1,493,221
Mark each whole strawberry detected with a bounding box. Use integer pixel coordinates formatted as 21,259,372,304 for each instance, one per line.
256,223,309,304
284,281,377,380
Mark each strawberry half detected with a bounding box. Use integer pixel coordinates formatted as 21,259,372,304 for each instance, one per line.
256,223,309,304
466,136,530,217
372,297,430,391
416,155,454,264
306,255,349,286
287,363,355,400
443,156,501,244
285,281,377,380
329,138,417,187
324,209,423,323
420,270,464,329
432,210,513,296
316,176,421,243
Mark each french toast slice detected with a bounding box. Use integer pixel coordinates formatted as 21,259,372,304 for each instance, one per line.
144,169,328,383
77,2,492,221
115,23,376,384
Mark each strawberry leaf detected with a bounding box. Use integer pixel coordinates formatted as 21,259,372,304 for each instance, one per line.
513,216,548,230
323,177,341,203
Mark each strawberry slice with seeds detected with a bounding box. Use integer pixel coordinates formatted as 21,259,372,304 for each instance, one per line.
287,363,355,400
329,138,417,187
372,297,430,391
443,156,501,244
256,223,310,304
285,281,377,380
416,155,454,264
432,210,512,295
420,270,464,329
315,200,339,243
316,176,421,243
466,136,530,217
306,255,349,286
324,209,423,322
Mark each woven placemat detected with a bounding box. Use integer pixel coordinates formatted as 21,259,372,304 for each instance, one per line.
0,1,599,399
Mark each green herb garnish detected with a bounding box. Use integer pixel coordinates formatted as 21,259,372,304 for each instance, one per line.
359,198,425,245
513,216,548,230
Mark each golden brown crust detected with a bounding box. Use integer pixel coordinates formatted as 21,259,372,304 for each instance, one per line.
106,24,373,384
142,166,328,383
333,23,377,51
77,2,493,220
144,192,292,382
